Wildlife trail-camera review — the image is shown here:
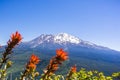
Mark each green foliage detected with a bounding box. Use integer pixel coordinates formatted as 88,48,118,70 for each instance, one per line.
39,68,119,80
74,68,113,80
0,60,13,79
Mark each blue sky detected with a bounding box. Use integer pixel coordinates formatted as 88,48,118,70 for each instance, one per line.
0,0,120,51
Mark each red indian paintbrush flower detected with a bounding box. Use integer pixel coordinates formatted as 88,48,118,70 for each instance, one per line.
27,63,36,70
7,31,22,46
66,65,77,80
0,31,22,69
3,31,22,56
56,49,68,61
26,54,40,70
20,54,40,80
11,31,22,42
42,49,68,79
70,65,77,73
29,54,40,64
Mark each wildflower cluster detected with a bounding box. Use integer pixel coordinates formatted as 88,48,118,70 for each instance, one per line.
66,65,77,80
0,31,22,79
41,49,68,79
20,54,40,80
2,31,22,64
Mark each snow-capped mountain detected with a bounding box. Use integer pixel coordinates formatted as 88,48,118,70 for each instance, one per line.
29,33,81,45
28,33,88,46
21,33,110,51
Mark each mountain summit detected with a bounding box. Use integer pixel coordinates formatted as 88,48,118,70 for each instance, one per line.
20,33,112,51
26,33,97,48
30,33,81,44
54,33,80,44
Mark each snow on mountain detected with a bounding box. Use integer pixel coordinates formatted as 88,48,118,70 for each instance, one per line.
13,32,118,52
27,33,98,48
28,34,54,47
30,34,53,44
54,33,81,44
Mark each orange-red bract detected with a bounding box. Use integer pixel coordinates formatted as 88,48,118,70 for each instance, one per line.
2,31,22,59
56,49,68,61
71,65,77,73
7,31,22,49
43,49,68,77
30,54,40,64
27,63,36,70
11,31,22,42
26,54,40,72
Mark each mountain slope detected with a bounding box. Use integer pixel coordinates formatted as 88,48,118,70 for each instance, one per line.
17,33,120,65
